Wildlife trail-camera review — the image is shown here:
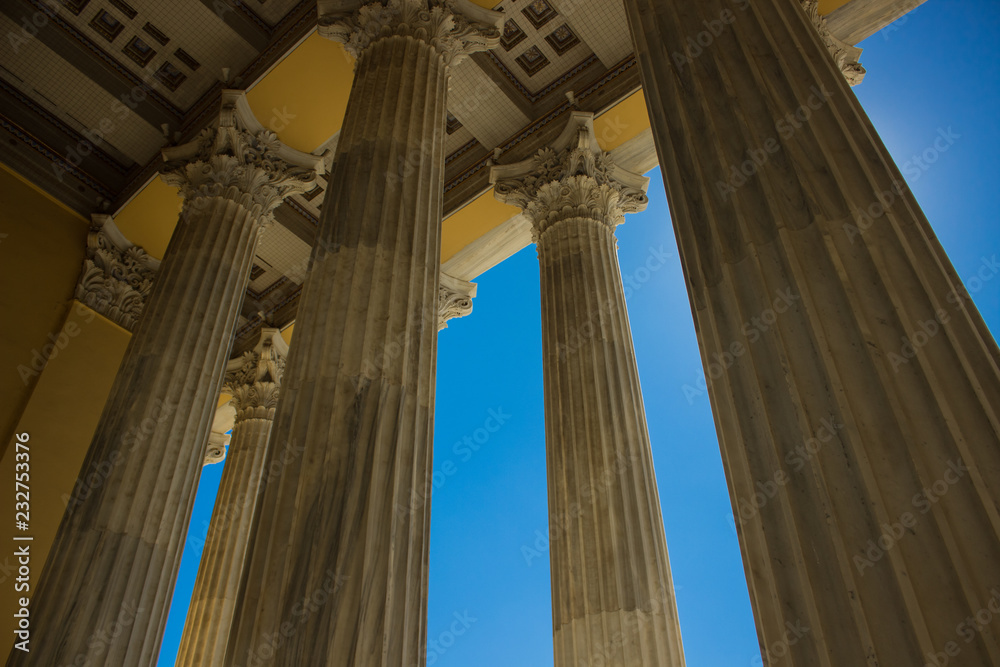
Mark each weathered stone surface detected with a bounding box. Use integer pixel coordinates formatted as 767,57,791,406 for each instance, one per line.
224,3,501,665
8,92,319,667
176,329,287,667
624,0,1000,664
493,112,686,667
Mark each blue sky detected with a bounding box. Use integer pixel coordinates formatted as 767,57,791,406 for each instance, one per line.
159,1,1000,664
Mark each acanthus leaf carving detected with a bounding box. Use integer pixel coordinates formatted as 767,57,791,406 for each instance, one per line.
318,0,502,66
222,329,288,422
75,215,159,332
491,114,649,239
160,91,322,228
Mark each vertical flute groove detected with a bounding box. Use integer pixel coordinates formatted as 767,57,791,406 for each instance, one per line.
624,0,1000,664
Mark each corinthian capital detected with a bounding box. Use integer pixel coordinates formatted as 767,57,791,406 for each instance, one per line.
75,214,160,331
223,328,289,422
318,0,502,65
800,0,866,86
160,90,323,225
490,112,649,238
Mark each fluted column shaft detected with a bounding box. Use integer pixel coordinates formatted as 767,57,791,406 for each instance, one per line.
10,195,269,667
5,91,317,667
539,217,686,667
225,4,500,665
176,331,286,667
624,0,1000,664
492,112,685,667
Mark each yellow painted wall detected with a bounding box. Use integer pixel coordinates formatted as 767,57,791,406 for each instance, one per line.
595,90,651,152
0,304,130,657
113,177,180,261
246,33,355,154
819,0,852,14
0,165,89,460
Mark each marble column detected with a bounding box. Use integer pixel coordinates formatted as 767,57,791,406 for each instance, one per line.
623,0,1000,664
224,3,501,665
492,112,686,667
176,329,287,667
8,91,319,667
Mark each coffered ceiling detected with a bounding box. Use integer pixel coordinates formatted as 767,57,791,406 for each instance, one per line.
0,0,879,352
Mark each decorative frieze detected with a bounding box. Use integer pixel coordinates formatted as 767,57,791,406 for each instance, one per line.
801,0,866,86
75,214,159,331
318,0,502,64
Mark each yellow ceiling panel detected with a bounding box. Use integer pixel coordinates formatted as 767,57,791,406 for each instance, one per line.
113,178,181,261
595,90,651,152
442,189,521,264
247,33,355,154
819,0,851,14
